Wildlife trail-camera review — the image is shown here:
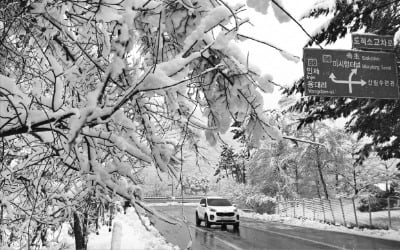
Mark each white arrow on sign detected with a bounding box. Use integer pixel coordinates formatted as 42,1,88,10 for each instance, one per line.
329,69,366,94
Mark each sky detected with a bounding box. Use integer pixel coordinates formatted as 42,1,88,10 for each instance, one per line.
236,0,351,109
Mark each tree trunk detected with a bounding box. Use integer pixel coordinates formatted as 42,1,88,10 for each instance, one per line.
353,164,359,195
40,226,47,247
0,205,3,244
295,164,299,195
317,161,329,199
309,124,326,199
315,172,321,199
335,172,339,189
73,212,86,250
242,162,246,184
83,211,89,247
385,164,389,192
315,146,329,199
234,165,239,183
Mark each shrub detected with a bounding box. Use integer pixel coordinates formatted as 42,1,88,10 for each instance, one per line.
357,190,399,212
217,179,277,213
358,196,384,212
245,194,276,214
217,179,255,208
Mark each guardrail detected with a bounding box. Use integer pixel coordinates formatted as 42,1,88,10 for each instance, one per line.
143,196,202,203
276,196,400,230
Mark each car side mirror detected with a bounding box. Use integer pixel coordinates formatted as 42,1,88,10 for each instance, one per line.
200,204,206,207
232,204,237,207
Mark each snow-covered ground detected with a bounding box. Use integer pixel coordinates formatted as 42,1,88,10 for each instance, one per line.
240,211,400,242
278,199,400,230
2,206,179,250
87,207,179,250
5,202,397,250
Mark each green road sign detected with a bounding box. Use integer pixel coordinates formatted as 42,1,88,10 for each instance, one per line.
352,33,394,51
303,48,399,99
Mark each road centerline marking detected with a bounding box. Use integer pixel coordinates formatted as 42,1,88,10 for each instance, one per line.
240,224,347,250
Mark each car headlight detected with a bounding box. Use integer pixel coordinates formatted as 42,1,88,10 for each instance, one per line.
209,208,216,212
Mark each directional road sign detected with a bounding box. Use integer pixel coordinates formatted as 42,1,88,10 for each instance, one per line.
303,48,399,99
352,33,394,51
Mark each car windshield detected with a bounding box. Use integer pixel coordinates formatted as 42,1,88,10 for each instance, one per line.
207,199,231,206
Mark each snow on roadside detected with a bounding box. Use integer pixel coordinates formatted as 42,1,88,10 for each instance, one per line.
88,207,179,250
240,212,400,242
88,225,113,250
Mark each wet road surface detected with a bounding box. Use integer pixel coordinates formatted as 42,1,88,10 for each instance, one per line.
149,205,400,250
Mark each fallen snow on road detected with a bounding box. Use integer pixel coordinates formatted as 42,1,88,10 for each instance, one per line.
88,207,179,250
240,212,400,242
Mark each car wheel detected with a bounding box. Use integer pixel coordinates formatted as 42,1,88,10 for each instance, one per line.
204,214,211,228
195,212,201,226
233,222,239,230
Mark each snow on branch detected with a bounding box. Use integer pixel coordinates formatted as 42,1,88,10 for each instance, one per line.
0,0,292,245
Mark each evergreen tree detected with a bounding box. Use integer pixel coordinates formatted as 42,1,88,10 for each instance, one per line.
215,145,245,183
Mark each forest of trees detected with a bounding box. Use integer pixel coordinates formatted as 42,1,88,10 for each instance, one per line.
224,118,400,201
216,0,400,204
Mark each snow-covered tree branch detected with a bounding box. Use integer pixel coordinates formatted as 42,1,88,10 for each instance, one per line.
0,0,283,247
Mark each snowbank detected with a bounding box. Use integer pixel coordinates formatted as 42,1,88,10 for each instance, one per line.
240,212,400,242
2,207,178,250
88,207,179,250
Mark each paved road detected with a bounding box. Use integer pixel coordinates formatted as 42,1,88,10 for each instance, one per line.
149,205,400,250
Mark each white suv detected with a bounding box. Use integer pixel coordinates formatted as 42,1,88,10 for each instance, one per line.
195,197,239,229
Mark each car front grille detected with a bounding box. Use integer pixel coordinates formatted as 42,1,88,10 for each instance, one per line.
216,212,235,217
216,220,236,223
